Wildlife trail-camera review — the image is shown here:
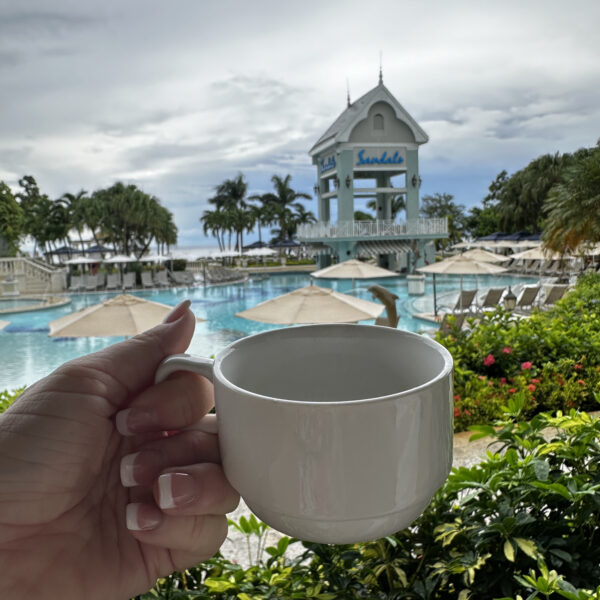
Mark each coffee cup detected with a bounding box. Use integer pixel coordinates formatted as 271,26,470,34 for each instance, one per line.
155,323,453,544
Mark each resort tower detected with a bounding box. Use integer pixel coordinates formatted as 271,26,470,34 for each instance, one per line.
298,73,448,271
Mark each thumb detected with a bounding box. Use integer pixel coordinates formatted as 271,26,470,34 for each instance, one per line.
71,299,196,410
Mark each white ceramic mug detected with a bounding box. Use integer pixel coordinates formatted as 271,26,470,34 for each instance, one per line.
155,323,453,544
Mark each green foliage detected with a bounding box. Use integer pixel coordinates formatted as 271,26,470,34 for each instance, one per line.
439,274,600,431
420,193,467,250
0,388,25,413
135,409,600,599
0,181,23,255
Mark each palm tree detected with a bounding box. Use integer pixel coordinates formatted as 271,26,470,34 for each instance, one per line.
200,208,227,251
366,194,406,220
253,174,311,242
209,174,248,212
543,147,600,252
61,189,89,254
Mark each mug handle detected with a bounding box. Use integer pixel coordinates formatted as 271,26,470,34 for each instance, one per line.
155,353,218,435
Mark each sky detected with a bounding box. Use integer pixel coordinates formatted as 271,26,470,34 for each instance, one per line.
1,0,599,248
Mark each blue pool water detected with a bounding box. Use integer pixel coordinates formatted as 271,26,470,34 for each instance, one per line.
0,272,535,390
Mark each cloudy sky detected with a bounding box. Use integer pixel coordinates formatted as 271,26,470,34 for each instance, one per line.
1,0,599,248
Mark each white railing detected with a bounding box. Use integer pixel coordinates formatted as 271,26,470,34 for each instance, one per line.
0,257,67,293
297,218,448,240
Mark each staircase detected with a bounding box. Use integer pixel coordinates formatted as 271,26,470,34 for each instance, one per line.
0,257,67,295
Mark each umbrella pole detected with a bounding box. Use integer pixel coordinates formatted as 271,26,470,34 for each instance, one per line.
433,273,438,317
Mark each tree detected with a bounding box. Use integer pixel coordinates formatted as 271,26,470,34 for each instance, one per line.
16,176,54,258
420,192,467,250
366,194,406,220
543,146,600,253
354,210,374,221
0,181,23,256
254,174,311,242
61,190,89,253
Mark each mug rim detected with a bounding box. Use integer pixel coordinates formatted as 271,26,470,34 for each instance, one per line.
212,323,453,406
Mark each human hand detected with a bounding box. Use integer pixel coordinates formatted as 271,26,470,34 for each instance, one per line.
0,300,239,600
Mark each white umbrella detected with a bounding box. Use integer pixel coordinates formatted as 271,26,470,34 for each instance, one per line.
245,247,276,257
418,255,508,316
64,256,98,265
49,294,205,338
139,253,171,263
459,248,510,263
311,259,398,280
103,254,137,264
236,284,384,325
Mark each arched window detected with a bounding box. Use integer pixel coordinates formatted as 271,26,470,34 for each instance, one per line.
373,113,384,130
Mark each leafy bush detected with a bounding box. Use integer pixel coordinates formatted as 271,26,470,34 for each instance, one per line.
135,408,600,599
0,388,24,413
439,274,600,430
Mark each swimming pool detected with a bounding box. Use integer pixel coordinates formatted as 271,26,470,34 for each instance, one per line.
0,272,535,390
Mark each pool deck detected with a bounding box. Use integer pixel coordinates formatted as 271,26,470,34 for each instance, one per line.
0,295,72,315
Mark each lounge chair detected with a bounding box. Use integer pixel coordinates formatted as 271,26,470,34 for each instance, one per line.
106,272,121,290
122,272,136,290
68,275,83,292
514,286,540,313
84,274,99,291
476,288,505,312
368,285,399,328
438,313,466,336
541,284,568,308
170,271,191,286
153,270,169,287
141,271,154,289
442,289,477,314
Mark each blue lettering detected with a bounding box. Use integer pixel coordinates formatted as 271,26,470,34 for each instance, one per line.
356,149,404,166
320,155,336,172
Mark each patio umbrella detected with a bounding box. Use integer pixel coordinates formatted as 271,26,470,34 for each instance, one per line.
64,256,98,265
49,294,205,338
103,254,137,264
509,247,565,261
459,248,510,263
139,253,171,263
311,259,398,280
235,284,384,325
417,255,508,317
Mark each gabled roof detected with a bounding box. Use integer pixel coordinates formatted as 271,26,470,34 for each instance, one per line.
309,81,428,156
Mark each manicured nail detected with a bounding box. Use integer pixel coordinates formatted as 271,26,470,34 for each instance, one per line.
158,472,196,509
120,452,140,487
163,299,191,324
126,503,161,531
115,408,156,436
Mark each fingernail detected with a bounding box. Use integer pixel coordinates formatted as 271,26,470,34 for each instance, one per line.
163,299,191,324
115,408,156,436
158,472,196,509
120,452,140,487
126,503,162,531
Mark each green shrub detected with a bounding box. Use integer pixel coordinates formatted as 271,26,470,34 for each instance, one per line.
134,408,600,599
0,388,24,413
439,274,600,431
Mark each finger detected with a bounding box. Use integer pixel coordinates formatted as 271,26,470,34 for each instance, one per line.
155,463,240,515
115,370,214,436
70,300,197,413
126,503,228,568
120,429,220,488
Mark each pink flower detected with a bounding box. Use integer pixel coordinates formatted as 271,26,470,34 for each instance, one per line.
454,394,461,401
502,347,513,354
521,361,533,370
531,378,540,384
484,354,496,367
454,407,460,418
574,364,583,371
528,384,536,392
500,377,507,384
578,379,586,386
509,388,517,394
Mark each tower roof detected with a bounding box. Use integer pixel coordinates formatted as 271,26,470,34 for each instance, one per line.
309,81,428,156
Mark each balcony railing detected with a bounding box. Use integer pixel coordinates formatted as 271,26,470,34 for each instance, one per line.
297,218,448,240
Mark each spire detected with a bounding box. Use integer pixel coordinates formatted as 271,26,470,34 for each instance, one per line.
379,51,383,85
346,78,351,107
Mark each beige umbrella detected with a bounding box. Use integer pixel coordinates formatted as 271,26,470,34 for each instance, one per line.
49,294,204,338
509,247,564,261
311,259,398,280
235,284,384,325
0,320,9,331
459,248,510,263
417,256,508,316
